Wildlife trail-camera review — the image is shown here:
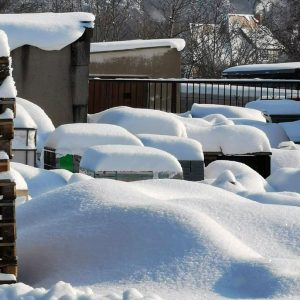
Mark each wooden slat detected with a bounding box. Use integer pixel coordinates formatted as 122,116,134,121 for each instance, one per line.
0,99,16,116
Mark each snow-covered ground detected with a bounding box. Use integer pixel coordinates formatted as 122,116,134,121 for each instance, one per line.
2,102,300,299
11,176,300,299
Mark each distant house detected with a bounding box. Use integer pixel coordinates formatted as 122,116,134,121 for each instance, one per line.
0,13,94,126
228,14,285,64
90,39,185,78
190,14,285,77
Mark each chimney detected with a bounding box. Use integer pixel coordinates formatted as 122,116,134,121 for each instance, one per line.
254,13,263,25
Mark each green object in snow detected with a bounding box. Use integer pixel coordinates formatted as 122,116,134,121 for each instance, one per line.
59,154,74,172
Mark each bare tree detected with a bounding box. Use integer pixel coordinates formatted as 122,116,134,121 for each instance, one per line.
261,0,300,61
90,0,142,41
185,0,233,78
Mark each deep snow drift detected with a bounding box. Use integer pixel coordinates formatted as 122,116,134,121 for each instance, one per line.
5,102,300,299
14,179,300,300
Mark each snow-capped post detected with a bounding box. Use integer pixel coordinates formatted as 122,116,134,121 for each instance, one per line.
0,13,95,126
0,30,18,284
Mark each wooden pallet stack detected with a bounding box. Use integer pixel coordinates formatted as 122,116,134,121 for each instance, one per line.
0,46,17,283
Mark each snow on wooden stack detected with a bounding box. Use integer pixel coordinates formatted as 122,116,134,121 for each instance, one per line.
88,106,273,178
43,123,143,172
189,104,272,178
80,145,183,181
0,31,16,119
0,30,17,284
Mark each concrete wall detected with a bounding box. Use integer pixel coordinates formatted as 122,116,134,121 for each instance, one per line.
11,29,92,127
12,45,73,126
90,47,181,78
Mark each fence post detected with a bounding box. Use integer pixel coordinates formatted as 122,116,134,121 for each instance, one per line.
171,81,177,113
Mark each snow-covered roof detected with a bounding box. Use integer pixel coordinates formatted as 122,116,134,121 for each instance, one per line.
80,145,182,174
228,14,258,24
228,14,284,55
224,62,300,74
45,123,143,156
0,12,95,51
240,25,283,50
90,38,185,53
182,82,300,101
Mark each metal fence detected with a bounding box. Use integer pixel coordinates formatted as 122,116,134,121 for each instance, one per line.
89,77,300,114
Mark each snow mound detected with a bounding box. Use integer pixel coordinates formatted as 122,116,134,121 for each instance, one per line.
204,161,300,207
0,29,10,56
176,115,212,127
232,119,290,148
278,141,300,150
45,123,143,156
16,179,300,299
247,192,300,207
202,114,235,125
272,149,300,172
267,168,300,193
137,134,204,160
191,103,266,121
11,162,68,198
0,12,95,51
246,99,300,115
187,124,271,154
49,168,73,182
0,282,164,300
88,106,187,137
0,108,13,119
279,120,300,142
177,113,234,127
208,170,247,194
0,151,8,160
205,160,274,193
14,103,37,128
10,168,27,191
0,75,17,98
80,145,182,174
16,97,55,152
68,172,93,184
